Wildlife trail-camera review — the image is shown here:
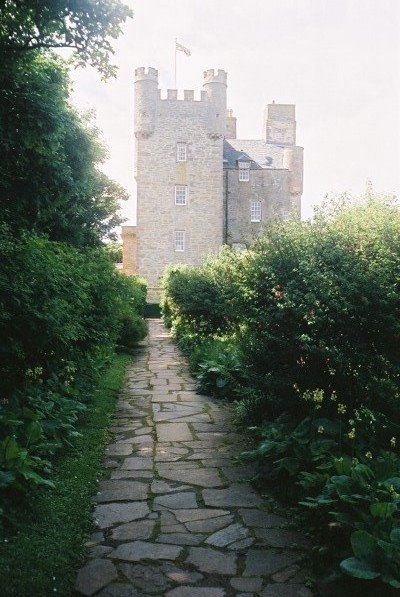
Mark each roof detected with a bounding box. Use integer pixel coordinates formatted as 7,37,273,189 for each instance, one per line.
223,139,285,169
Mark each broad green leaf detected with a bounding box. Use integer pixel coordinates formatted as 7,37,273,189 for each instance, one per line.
25,421,42,444
340,557,381,580
390,527,400,545
351,530,376,559
3,436,21,461
21,470,55,488
351,464,374,486
370,502,397,519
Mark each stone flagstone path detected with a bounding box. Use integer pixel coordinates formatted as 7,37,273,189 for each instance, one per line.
75,320,314,597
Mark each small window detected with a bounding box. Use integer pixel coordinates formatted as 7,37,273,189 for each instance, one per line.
238,161,250,181
177,142,187,162
251,201,262,222
174,231,185,252
175,185,187,205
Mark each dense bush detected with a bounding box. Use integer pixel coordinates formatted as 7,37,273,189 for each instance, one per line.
161,195,400,589
0,226,147,509
161,250,239,336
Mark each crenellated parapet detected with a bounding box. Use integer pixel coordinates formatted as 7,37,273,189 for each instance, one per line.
203,69,227,86
134,66,158,82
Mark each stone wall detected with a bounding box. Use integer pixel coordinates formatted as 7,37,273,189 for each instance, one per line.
224,169,292,246
121,225,137,275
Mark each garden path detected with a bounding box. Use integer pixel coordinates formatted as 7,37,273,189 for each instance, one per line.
75,319,314,597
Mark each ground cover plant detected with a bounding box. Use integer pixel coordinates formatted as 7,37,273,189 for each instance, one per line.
0,353,131,596
161,194,400,591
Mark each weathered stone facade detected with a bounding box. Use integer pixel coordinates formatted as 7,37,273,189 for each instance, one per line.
122,67,303,301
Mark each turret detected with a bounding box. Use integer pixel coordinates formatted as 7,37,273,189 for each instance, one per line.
226,109,237,139
264,103,296,145
203,69,227,136
283,145,303,215
134,67,159,138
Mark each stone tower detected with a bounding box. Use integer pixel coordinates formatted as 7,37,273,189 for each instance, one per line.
122,67,304,302
131,67,227,302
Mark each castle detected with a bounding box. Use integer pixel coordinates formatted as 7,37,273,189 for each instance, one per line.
122,67,303,302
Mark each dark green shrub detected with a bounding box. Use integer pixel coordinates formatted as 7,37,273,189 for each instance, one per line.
0,227,147,504
117,313,148,352
161,251,240,337
161,195,400,590
236,198,400,432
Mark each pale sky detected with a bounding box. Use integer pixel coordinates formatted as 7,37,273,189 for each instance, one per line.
70,0,400,224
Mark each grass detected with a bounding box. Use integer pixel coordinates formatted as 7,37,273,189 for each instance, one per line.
0,353,131,597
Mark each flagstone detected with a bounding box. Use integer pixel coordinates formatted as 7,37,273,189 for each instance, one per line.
160,511,187,533
205,523,249,547
162,564,203,584
185,515,235,533
96,584,143,597
239,509,288,528
230,577,263,592
166,589,225,597
110,519,156,541
151,480,191,494
96,481,149,502
255,527,311,548
120,457,153,470
156,533,203,545
173,509,231,522
75,559,117,596
120,563,170,592
153,491,198,509
167,414,211,423
228,537,255,550
151,394,180,402
203,485,263,507
157,465,223,487
243,550,303,576
156,423,193,442
111,470,153,480
109,540,182,562
94,502,150,529
185,547,237,575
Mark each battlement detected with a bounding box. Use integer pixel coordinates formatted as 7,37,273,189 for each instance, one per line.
157,89,208,102
203,69,227,85
134,66,158,82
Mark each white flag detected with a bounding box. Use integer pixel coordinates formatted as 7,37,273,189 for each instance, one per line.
176,41,191,56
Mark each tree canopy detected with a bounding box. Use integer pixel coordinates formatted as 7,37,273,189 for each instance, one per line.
0,52,127,246
0,0,132,77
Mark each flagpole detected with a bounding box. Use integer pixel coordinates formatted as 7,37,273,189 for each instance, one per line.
174,38,177,88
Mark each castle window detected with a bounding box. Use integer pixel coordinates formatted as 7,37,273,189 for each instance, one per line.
175,185,187,205
174,231,185,252
238,161,250,181
251,201,262,222
177,142,187,162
